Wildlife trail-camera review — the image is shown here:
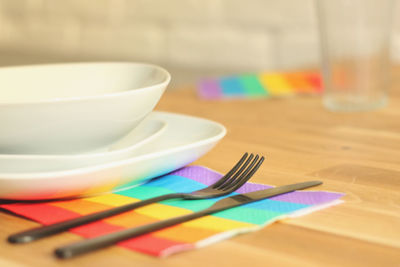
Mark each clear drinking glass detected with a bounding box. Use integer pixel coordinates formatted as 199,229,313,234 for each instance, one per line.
316,0,394,111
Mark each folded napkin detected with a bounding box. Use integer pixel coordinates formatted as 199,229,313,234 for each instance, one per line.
198,71,322,99
1,166,344,257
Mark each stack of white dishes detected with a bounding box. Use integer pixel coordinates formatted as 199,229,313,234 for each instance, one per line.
0,63,226,200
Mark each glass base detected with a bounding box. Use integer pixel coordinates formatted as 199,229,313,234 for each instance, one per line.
323,95,387,112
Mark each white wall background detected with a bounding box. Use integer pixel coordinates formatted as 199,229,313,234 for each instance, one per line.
0,0,399,86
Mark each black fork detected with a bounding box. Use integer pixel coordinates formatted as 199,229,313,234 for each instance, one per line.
185,153,263,198
8,153,264,244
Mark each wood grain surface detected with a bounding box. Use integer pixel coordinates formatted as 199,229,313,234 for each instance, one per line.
0,73,399,266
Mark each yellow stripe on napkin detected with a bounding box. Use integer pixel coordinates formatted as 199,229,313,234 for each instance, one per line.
259,73,294,95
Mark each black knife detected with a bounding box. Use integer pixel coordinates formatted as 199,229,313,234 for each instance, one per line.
55,180,322,259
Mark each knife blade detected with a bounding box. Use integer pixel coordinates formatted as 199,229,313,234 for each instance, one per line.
55,180,322,259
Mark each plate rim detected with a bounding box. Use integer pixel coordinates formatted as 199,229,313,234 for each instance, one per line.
0,119,167,160
0,111,226,180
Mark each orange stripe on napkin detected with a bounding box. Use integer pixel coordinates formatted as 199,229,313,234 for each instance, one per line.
50,199,111,215
104,211,158,228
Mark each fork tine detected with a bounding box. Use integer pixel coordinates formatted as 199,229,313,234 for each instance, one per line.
211,152,249,188
219,154,259,190
215,154,255,190
223,156,265,192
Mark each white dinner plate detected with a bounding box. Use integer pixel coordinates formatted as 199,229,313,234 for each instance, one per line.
0,111,226,200
0,119,167,173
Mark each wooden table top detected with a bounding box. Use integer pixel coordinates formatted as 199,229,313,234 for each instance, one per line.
1,77,400,266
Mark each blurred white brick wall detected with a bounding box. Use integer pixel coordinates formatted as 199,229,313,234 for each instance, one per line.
0,0,399,85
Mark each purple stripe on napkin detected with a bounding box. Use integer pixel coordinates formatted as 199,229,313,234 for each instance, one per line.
172,166,222,185
198,79,222,99
171,166,344,205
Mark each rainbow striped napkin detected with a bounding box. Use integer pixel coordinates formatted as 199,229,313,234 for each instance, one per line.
1,166,344,257
198,71,322,99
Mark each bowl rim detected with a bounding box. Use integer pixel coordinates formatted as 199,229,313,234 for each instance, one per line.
0,61,171,106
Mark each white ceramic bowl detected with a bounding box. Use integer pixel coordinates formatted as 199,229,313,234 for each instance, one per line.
0,62,170,154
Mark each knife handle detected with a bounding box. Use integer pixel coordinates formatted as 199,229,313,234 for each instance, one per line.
55,208,212,259
8,193,183,244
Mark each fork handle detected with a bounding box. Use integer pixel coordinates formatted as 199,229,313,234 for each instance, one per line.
55,208,213,259
8,193,183,244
